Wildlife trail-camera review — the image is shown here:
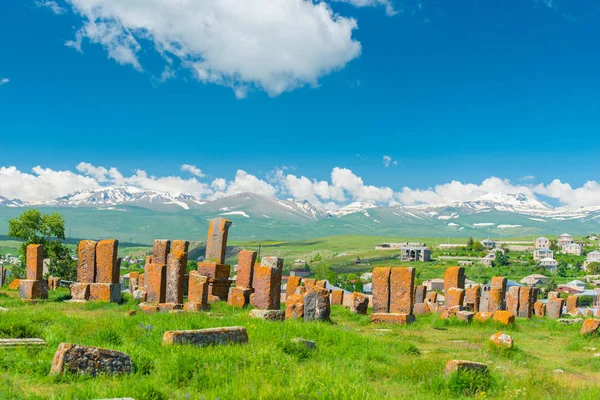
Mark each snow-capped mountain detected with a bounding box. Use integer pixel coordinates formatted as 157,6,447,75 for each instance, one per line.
328,202,377,217
0,196,23,207
46,186,205,210
410,192,550,214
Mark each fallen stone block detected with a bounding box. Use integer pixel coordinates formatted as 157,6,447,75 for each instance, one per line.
8,279,21,290
228,287,252,308
370,313,415,325
413,302,430,315
0,338,47,348
89,283,121,303
581,319,600,336
558,318,583,325
456,311,475,323
493,311,515,325
474,312,494,323
444,360,488,376
70,283,90,301
158,303,183,313
162,326,248,347
489,332,513,349
138,303,160,314
249,309,285,321
183,302,211,312
50,343,133,376
19,280,48,300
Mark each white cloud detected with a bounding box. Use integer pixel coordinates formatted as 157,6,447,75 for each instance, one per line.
383,155,398,167
61,0,361,97
0,78,9,86
333,0,397,16
219,170,277,199
181,164,204,178
35,1,67,15
534,179,600,208
76,162,108,182
521,175,535,181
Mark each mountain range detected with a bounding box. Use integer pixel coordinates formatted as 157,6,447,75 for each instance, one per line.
0,186,598,243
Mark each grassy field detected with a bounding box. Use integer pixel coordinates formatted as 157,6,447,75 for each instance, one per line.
1,288,600,399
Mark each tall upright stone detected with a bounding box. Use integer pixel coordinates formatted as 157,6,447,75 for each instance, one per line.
518,286,535,318
171,240,189,255
304,288,331,322
506,286,520,315
446,288,465,308
489,277,507,312
389,267,414,314
185,271,210,312
547,298,564,319
153,240,171,264
95,240,119,284
372,267,392,313
146,262,166,304
444,267,465,292
205,217,232,264
414,285,427,304
165,251,187,305
465,285,481,312
286,276,302,298
479,290,490,312
566,295,578,313
250,258,283,310
26,244,44,281
236,250,257,289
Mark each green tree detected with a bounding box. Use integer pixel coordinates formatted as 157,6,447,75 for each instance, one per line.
8,209,75,280
472,241,486,252
466,237,475,251
586,262,600,274
492,251,509,267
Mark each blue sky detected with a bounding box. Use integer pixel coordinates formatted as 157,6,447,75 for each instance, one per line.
0,0,599,208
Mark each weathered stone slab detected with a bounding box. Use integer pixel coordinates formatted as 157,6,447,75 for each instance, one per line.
566,295,578,312
26,244,44,281
153,240,171,264
534,301,546,317
262,256,283,271
493,310,515,325
489,332,513,348
196,262,231,300
188,271,209,304
163,326,248,347
315,280,327,289
286,276,302,298
479,290,490,312
457,311,475,323
465,285,480,312
48,276,61,290
183,302,210,312
70,283,90,301
236,250,257,289
445,360,488,376
205,217,232,264
50,343,133,376
490,277,507,294
285,293,304,319
166,251,187,304
146,263,166,304
547,298,564,319
249,309,285,321
96,239,119,284
158,303,183,313
446,288,465,308
370,313,415,325
302,278,316,292
444,267,465,291
413,303,430,315
548,291,559,299
304,288,331,322
350,292,369,314
389,267,414,314
425,291,438,303
581,319,600,336
488,288,504,313
8,279,20,290
474,311,493,323
171,240,189,255
250,264,282,310
19,279,48,300
414,285,427,304
518,287,534,318
0,338,46,348
330,289,344,306
228,287,252,307
372,267,392,313
138,303,160,313
77,240,97,283
89,283,121,303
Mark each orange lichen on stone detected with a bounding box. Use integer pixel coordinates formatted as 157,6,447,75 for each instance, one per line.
77,240,96,283
518,287,535,318
139,303,160,314
302,278,316,291
286,276,302,298
162,326,248,347
19,280,48,300
250,264,282,310
505,286,520,315
330,289,344,306
370,313,415,325
489,288,504,313
443,267,465,291
490,276,507,293
389,267,415,314
534,301,546,317
89,283,121,302
171,240,189,255
165,251,187,305
372,267,392,313
95,239,119,284
445,288,465,308
146,263,166,304
547,298,564,319
315,280,327,289
493,310,515,325
465,285,480,312
474,311,493,323
26,244,44,281
413,303,430,315
227,287,252,307
205,217,232,264
236,250,257,289
188,271,209,304
580,319,600,336
566,295,578,312
8,279,21,290
70,283,90,301
350,292,369,314
285,293,304,319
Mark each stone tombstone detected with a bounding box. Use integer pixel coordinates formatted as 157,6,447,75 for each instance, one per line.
146,263,166,304
465,285,481,312
303,278,316,292
95,239,119,284
250,259,282,310
50,343,133,376
350,292,369,314
518,286,535,318
286,276,302,298
534,301,546,317
315,280,327,289
414,285,427,304
171,240,189,255
188,271,209,304
389,267,415,314
26,244,44,281
548,291,559,300
566,295,578,312
479,290,490,312
304,288,331,322
372,267,392,313
153,240,171,264
236,250,257,289
205,217,232,264
77,240,97,283
443,267,465,292
165,251,187,305
547,298,564,319
506,286,520,316
331,289,344,306
446,288,465,308
490,276,507,294
162,327,248,347
285,293,304,319
228,287,253,308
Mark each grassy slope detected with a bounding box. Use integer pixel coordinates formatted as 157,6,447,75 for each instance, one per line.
1,289,600,399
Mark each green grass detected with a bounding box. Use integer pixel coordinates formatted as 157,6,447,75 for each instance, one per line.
1,288,600,399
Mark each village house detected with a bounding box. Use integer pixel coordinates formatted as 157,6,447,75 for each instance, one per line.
561,242,582,256
423,278,444,291
399,244,431,262
533,248,553,261
520,274,550,287
290,268,310,278
557,233,574,247
481,252,496,267
534,237,551,249
567,279,587,291
557,285,583,295
481,239,496,249
458,260,473,266
539,257,558,273
584,250,600,269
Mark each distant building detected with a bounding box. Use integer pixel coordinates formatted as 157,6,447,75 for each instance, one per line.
533,248,553,261
458,261,473,266
584,251,600,270
399,245,431,262
567,280,587,290
360,272,372,281
423,278,444,291
481,239,496,249
481,253,496,267
534,237,550,249
557,285,583,295
520,274,550,287
561,243,582,256
293,259,308,267
557,233,574,247
539,257,558,273
290,268,310,278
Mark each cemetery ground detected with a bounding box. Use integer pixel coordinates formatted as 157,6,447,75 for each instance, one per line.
1,289,600,399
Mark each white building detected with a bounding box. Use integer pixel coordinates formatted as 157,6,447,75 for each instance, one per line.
584,251,600,270
539,257,558,273
567,280,586,290
562,243,582,256
533,248,553,261
534,237,550,249
557,233,574,247
481,239,496,249
520,274,550,287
